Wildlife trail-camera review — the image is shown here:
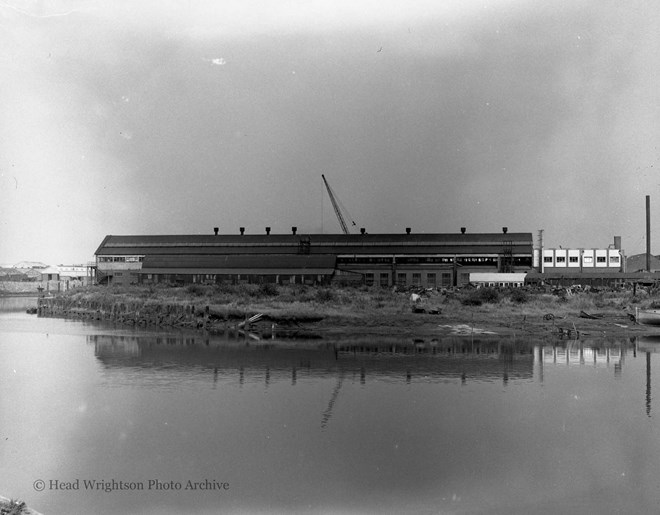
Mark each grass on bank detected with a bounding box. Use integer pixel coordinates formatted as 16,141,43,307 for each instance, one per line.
59,283,412,320
55,283,651,322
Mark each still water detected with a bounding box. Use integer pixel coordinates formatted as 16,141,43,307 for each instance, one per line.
1,296,660,514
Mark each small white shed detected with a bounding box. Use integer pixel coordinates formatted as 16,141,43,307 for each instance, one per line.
469,272,527,288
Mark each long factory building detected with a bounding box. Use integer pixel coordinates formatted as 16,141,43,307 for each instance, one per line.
94,227,535,288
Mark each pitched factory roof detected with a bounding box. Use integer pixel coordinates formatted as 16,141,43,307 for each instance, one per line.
95,232,533,256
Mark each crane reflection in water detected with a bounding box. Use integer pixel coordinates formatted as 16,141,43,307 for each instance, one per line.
635,335,660,417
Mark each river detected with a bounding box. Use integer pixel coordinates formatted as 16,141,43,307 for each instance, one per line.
1,296,660,514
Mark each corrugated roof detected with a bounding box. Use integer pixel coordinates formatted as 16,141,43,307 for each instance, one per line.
95,232,533,255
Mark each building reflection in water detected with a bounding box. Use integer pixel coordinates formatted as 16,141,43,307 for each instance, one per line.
88,333,645,386
89,332,659,420
88,334,541,387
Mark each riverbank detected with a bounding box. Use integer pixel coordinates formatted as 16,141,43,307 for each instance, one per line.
0,496,41,515
33,283,660,341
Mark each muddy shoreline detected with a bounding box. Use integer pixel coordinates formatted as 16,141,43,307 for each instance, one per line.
303,310,649,341
33,288,658,342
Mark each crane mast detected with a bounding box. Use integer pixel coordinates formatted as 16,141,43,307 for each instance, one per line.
322,174,356,234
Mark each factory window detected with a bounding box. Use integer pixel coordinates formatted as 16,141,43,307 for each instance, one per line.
556,256,566,263
609,256,620,264
427,273,436,287
412,273,421,286
337,257,392,265
543,256,553,263
399,257,453,264
397,273,407,287
113,257,126,262
514,257,533,267
569,256,578,263
597,256,606,263
379,273,389,287
456,257,497,266
441,273,452,287
583,256,593,264
365,273,374,286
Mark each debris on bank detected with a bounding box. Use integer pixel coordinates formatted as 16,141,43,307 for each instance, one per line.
438,324,498,336
0,496,41,515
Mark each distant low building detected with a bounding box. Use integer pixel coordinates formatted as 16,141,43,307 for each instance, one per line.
13,261,48,270
39,266,60,281
21,268,42,281
0,268,28,281
58,265,89,281
625,253,660,273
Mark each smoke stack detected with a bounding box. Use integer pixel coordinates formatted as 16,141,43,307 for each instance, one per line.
360,228,366,234
460,227,466,234
647,196,651,272
406,227,411,234
265,227,271,235
502,227,508,234
292,226,297,235
614,236,621,250
239,227,245,235
213,227,219,236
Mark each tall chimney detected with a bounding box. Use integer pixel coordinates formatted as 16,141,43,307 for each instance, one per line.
213,227,219,236
647,195,651,272
239,227,245,235
614,236,621,250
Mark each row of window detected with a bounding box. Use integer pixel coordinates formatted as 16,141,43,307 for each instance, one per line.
140,273,326,286
98,256,145,263
364,272,463,287
337,256,465,265
337,256,533,266
543,256,619,264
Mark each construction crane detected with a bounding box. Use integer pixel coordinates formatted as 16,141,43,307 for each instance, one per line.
322,174,357,234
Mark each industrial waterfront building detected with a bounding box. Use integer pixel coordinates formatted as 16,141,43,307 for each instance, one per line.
94,228,535,288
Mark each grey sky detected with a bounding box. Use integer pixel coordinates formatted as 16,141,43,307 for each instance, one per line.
1,0,659,265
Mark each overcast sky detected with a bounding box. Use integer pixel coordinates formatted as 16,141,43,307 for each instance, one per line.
1,0,659,265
